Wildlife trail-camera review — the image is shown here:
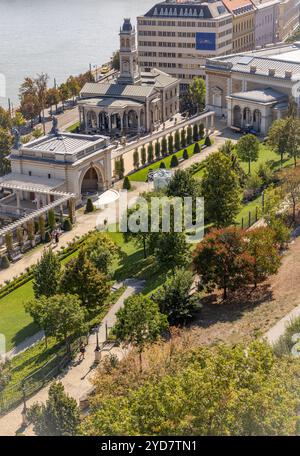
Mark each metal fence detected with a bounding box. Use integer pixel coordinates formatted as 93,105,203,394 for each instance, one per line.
0,339,80,416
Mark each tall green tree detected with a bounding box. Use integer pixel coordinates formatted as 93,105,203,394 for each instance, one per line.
25,294,86,351
60,250,111,311
28,382,80,436
183,77,206,114
147,142,154,163
168,134,174,154
181,128,186,148
133,149,139,169
0,107,12,129
113,294,168,371
161,136,168,156
0,127,12,175
201,152,241,227
236,134,260,174
174,130,181,151
33,248,61,298
141,146,146,165
167,169,200,199
84,232,119,275
153,268,200,324
267,118,289,166
155,141,160,159
187,125,192,145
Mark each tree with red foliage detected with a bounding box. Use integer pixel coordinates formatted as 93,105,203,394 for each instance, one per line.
193,227,254,299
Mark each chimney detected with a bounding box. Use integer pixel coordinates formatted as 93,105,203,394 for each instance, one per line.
285,70,292,79
250,65,257,73
269,68,275,76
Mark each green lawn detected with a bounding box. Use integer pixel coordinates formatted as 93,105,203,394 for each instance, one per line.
235,194,263,228
129,140,205,182
0,280,36,351
0,243,91,351
239,144,294,175
0,229,166,351
107,230,170,296
66,121,79,133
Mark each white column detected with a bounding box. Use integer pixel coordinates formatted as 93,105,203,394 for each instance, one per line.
16,191,20,208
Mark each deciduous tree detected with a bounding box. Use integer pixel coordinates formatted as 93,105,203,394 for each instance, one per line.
236,134,260,174
201,152,241,227
113,294,168,370
33,248,61,298
28,382,80,436
193,227,253,299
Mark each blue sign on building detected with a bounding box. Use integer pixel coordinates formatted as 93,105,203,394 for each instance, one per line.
196,32,216,51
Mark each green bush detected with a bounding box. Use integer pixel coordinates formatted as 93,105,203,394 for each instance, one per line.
183,149,189,160
85,197,94,213
199,123,205,139
63,218,72,231
159,161,166,169
170,155,179,168
205,135,211,147
123,176,131,190
1,255,10,269
193,124,199,142
273,317,300,357
193,142,200,154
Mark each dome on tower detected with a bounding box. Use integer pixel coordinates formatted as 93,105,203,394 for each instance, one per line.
122,18,133,32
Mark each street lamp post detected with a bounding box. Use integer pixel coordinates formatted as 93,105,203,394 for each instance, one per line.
94,327,101,364
21,383,28,427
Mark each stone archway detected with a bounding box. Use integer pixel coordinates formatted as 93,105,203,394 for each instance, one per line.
99,112,109,132
243,107,251,127
233,105,242,128
86,111,97,129
253,109,262,133
81,166,104,195
127,110,138,130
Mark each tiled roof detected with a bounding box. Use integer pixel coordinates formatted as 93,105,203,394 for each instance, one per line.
78,97,144,108
144,1,229,19
229,87,287,103
25,133,107,155
206,44,300,80
222,0,255,15
80,82,154,99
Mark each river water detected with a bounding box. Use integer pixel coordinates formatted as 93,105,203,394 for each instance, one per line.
0,0,154,106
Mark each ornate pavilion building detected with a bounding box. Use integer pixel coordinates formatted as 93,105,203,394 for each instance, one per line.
78,18,180,137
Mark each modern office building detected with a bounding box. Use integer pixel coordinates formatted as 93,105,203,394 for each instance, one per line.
137,1,233,90
205,42,300,134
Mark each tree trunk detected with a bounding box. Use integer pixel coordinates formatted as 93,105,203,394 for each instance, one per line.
293,201,296,222
294,155,297,168
248,159,251,175
139,351,143,373
143,238,147,259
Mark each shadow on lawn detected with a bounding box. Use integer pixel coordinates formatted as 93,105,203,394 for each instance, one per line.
113,244,170,296
11,321,40,349
194,283,273,329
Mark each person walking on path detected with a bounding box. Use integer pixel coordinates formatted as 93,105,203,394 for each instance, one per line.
79,342,86,361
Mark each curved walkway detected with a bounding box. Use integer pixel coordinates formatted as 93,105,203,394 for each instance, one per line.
0,279,144,436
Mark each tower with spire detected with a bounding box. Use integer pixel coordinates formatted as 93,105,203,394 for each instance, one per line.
117,18,140,85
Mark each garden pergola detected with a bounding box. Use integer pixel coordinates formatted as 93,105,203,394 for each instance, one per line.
0,181,76,241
